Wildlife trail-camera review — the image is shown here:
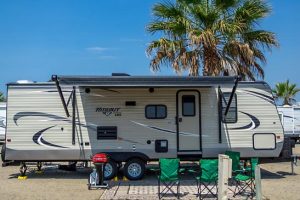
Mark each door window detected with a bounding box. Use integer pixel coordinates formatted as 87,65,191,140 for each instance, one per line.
182,95,195,116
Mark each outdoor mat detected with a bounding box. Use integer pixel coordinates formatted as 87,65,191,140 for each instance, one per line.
100,180,255,199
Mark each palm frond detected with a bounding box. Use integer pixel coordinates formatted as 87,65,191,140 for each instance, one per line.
273,80,300,105
146,0,278,80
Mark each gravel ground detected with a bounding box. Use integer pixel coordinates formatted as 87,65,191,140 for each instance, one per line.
0,152,103,200
260,144,300,200
0,145,300,200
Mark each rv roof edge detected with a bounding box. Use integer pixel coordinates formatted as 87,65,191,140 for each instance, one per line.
111,73,130,76
52,75,240,87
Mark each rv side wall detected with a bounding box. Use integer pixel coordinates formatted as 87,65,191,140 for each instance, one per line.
5,82,284,161
0,103,6,143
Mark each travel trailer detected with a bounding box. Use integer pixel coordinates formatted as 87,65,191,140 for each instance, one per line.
2,75,284,180
277,105,300,143
0,102,6,143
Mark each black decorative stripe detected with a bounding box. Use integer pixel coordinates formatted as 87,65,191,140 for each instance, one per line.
228,122,253,130
14,112,67,125
244,90,275,105
32,126,55,145
242,111,260,129
283,115,293,119
40,137,68,148
149,125,195,136
32,125,68,148
0,120,5,128
45,90,73,93
244,90,274,101
13,112,95,130
100,89,120,93
228,111,260,130
148,126,177,134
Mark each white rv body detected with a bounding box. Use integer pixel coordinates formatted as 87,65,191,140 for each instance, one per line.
0,102,6,143
277,105,300,141
4,76,284,162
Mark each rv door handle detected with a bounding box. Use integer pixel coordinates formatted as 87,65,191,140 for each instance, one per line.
178,118,182,122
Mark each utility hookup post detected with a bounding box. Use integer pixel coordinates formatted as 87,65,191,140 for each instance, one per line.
255,165,262,200
88,153,109,190
218,154,232,200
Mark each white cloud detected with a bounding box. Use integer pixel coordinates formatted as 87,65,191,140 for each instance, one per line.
86,47,108,52
86,46,117,60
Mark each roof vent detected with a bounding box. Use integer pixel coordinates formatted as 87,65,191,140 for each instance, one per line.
16,80,35,84
111,73,130,76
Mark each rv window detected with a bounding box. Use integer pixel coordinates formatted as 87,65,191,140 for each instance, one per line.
182,95,195,116
145,105,167,119
221,92,237,123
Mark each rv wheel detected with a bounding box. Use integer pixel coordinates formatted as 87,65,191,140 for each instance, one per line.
104,160,118,180
124,159,145,180
1,144,5,162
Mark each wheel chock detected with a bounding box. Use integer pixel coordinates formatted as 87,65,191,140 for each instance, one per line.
18,176,28,180
113,176,118,181
123,176,128,181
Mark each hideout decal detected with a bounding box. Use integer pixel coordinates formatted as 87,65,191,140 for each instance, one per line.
96,107,122,116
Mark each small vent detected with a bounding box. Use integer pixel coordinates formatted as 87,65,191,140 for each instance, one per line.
97,126,117,140
125,101,136,106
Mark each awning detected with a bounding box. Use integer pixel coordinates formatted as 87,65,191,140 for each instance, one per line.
52,75,238,88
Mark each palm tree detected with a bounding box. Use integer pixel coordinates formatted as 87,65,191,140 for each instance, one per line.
272,80,300,106
146,0,278,80
0,92,5,102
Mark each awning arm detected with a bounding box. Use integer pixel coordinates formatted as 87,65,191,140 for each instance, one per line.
52,75,70,117
72,86,76,145
218,86,222,144
224,76,240,116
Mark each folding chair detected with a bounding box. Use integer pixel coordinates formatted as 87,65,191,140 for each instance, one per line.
158,158,181,199
225,151,241,174
225,151,242,190
195,159,218,200
233,158,258,198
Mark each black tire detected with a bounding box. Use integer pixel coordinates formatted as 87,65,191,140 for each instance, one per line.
123,159,145,180
117,162,122,169
104,160,118,180
1,144,5,162
291,139,296,148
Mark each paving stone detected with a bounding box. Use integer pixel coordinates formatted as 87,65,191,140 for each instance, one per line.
100,180,254,200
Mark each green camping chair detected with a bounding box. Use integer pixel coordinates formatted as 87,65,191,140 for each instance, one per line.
158,158,181,199
225,151,241,174
195,159,218,200
225,150,242,191
233,158,258,198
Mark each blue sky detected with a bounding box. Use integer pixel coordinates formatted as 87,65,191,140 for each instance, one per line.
0,0,299,100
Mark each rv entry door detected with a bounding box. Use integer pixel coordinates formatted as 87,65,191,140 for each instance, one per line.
177,91,201,152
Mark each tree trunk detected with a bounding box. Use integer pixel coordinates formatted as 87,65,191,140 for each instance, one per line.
283,97,290,106
203,47,210,76
203,47,219,76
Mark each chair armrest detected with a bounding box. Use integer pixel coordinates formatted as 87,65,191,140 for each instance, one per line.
233,169,245,173
244,167,251,171
179,168,186,173
148,167,160,173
